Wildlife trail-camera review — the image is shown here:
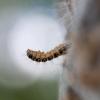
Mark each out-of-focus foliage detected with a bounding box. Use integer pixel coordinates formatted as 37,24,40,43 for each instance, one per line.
0,80,58,100
0,0,54,8
0,0,59,100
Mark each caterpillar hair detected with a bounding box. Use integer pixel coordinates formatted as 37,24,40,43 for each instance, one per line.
27,43,71,62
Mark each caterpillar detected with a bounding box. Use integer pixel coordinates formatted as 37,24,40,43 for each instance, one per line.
27,43,71,62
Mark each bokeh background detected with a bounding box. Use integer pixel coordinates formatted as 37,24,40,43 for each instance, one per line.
0,0,65,100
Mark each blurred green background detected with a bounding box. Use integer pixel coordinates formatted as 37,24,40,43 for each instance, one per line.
0,0,63,100
0,80,58,100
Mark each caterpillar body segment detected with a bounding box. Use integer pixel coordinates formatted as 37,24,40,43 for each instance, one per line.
27,43,71,62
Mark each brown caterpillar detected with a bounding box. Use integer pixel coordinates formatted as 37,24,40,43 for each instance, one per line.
27,43,71,62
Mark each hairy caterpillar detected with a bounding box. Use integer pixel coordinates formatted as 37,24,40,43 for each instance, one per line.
27,43,71,62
